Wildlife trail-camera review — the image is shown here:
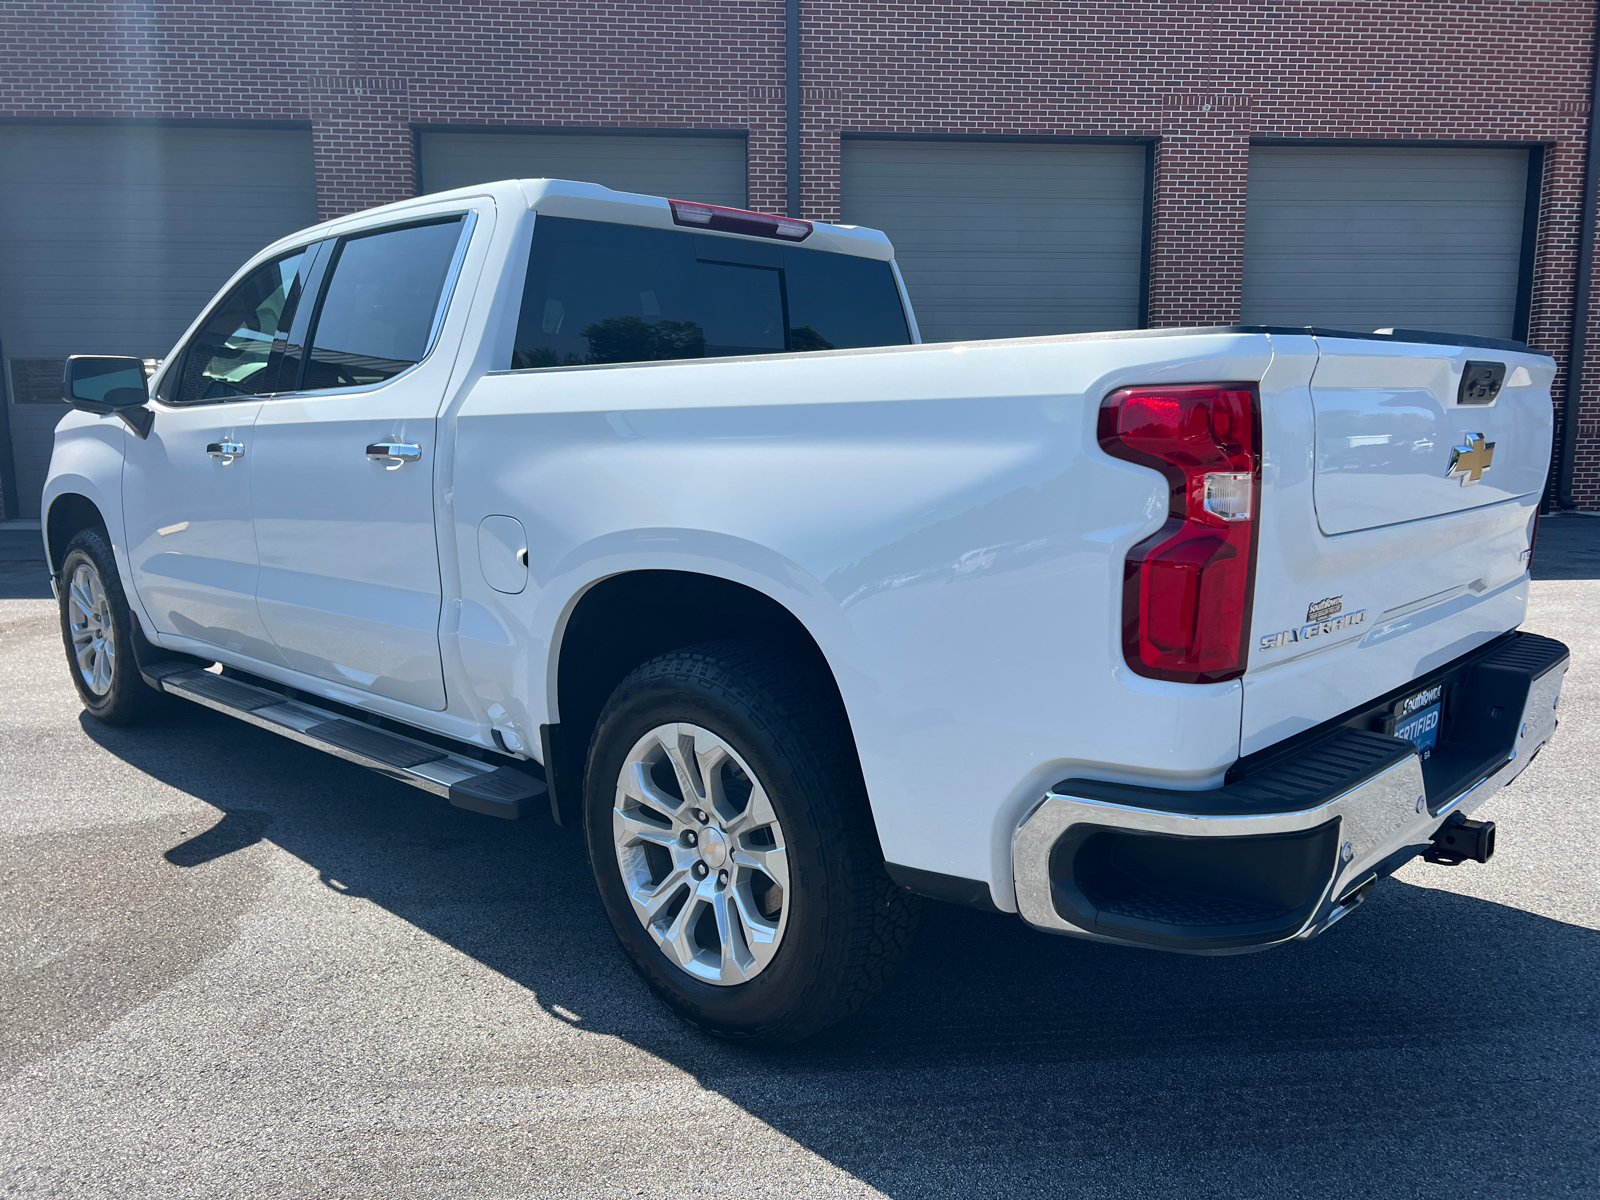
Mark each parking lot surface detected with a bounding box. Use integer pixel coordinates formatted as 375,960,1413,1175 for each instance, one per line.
1,518,1596,1199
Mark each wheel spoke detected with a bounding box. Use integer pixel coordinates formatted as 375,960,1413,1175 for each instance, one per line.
730,844,789,894
68,581,95,619
729,885,782,972
712,888,752,984
722,779,779,837
698,741,736,819
614,805,679,849
661,727,707,807
632,869,692,925
662,886,706,969
621,760,684,822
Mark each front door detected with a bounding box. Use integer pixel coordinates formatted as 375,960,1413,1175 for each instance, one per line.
122,247,311,662
250,214,474,711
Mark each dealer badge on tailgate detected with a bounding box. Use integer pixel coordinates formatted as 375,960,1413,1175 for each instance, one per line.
1257,594,1369,651
1390,684,1445,759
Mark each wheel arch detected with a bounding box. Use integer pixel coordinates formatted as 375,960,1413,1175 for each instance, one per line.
45,491,109,576
544,569,866,828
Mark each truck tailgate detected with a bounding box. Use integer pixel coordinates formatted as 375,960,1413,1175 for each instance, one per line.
1242,333,1554,756
1309,337,1551,534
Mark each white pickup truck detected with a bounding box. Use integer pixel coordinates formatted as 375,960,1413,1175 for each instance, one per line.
46,179,1568,1043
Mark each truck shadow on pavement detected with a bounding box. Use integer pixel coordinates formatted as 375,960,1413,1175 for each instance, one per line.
85,707,1598,1200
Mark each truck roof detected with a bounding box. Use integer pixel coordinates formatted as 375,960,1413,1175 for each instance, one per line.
510,177,896,261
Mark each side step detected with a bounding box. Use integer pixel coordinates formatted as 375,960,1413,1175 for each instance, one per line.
151,665,545,820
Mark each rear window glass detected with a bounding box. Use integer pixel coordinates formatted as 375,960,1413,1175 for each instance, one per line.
510,216,910,370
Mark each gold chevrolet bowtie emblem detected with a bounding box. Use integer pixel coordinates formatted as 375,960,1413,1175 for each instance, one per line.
1446,433,1496,486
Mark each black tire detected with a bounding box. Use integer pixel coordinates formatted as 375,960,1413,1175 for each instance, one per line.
584,640,919,1044
56,527,167,726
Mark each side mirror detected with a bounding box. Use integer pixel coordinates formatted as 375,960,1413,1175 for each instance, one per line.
62,355,153,438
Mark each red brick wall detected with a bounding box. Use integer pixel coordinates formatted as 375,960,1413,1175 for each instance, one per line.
3,0,1598,509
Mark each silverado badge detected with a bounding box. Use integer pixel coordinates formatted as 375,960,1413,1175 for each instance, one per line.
1446,433,1495,486
1258,596,1368,651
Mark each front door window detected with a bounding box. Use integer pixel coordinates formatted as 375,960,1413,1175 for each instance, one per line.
171,250,305,404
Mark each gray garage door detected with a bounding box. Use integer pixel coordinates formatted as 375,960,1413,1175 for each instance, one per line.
839,139,1149,344
418,130,747,207
0,123,317,519
1242,145,1534,338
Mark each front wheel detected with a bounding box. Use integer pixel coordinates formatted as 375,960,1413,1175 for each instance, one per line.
584,641,918,1044
56,527,166,725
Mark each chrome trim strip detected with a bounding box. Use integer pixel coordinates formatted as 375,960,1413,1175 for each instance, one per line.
425,209,478,357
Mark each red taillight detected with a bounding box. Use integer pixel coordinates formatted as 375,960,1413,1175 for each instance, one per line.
1098,384,1261,684
668,199,812,242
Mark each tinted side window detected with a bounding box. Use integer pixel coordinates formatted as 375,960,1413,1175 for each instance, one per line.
783,247,912,351
303,218,463,390
172,250,305,404
510,216,910,370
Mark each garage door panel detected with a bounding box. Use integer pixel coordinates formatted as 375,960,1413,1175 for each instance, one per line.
0,124,317,517
418,131,747,207
1242,146,1530,338
841,140,1147,343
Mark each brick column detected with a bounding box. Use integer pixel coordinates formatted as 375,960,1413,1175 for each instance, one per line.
1146,109,1252,328
308,76,413,221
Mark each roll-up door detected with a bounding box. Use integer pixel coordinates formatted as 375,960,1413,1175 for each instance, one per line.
0,123,317,518
839,139,1150,344
1242,145,1535,339
417,130,748,207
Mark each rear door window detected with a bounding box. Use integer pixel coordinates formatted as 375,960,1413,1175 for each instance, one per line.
511,216,910,369
170,250,306,404
301,218,465,390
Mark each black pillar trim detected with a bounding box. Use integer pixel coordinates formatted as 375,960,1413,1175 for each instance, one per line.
786,0,800,218
0,339,20,522
1559,5,1600,508
1513,144,1544,345
1138,140,1156,329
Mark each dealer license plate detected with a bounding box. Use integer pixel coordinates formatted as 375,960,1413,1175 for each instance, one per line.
1391,684,1444,759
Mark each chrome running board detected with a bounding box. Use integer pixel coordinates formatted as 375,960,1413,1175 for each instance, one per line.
149,664,544,819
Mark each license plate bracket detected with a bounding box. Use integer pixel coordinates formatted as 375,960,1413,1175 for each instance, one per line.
1391,684,1445,759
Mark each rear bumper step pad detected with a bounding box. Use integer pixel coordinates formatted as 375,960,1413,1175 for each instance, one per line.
157,668,544,819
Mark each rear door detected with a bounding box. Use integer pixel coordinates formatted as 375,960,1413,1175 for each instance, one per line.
250,209,479,710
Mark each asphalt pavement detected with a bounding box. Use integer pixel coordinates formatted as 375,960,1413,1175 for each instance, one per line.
1,517,1596,1198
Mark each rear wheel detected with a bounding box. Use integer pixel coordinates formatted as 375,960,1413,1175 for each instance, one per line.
584,640,918,1044
56,527,166,725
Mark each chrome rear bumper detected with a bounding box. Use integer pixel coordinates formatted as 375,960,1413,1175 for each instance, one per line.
1013,631,1568,953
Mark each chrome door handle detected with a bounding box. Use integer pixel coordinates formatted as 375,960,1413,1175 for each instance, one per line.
206,441,244,461
366,442,422,463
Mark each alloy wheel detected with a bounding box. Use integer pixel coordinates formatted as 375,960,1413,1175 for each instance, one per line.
611,723,791,985
66,561,115,696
